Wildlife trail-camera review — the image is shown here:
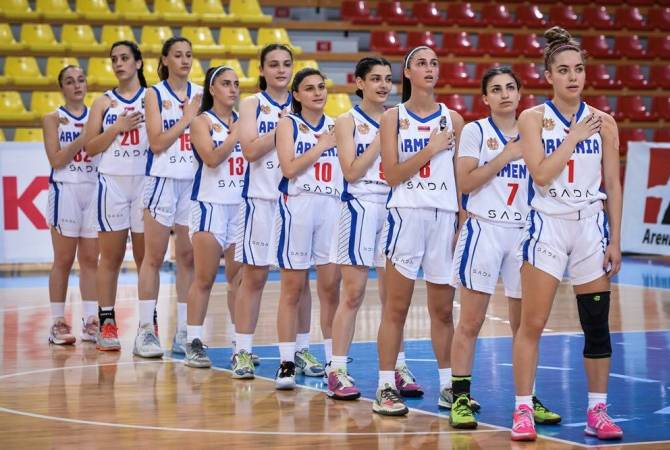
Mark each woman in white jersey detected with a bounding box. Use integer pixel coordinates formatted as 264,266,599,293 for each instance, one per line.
273,68,341,390
140,37,203,355
373,46,462,416
327,57,422,400
511,27,622,442
84,41,152,354
43,65,99,345
183,66,244,368
232,44,320,379
448,67,558,429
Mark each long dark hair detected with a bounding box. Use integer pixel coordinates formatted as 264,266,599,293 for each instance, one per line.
401,46,434,102
258,43,293,91
110,40,147,88
354,56,392,98
157,36,192,81
57,65,82,88
200,65,235,113
291,68,325,114
481,66,521,95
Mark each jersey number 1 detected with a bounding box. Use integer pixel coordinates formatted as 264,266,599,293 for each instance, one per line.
566,159,575,183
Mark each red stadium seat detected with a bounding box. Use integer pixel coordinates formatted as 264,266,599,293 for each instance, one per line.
584,95,613,115
341,1,382,24
478,33,511,57
481,4,514,27
474,63,501,81
512,33,542,58
437,94,468,116
517,94,538,114
549,5,585,29
648,36,670,59
614,6,646,31
437,62,477,88
516,4,546,27
615,96,652,121
465,95,489,122
412,2,447,26
628,0,654,5
369,31,406,55
614,35,647,59
648,7,670,31
407,31,438,50
512,63,548,89
378,1,418,25
651,96,670,120
650,65,670,89
654,129,670,142
616,65,651,89
582,6,614,29
585,64,621,88
619,128,647,156
441,32,481,56
447,3,479,26
581,35,617,59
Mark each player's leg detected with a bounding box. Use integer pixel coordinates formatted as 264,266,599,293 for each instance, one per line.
48,228,78,345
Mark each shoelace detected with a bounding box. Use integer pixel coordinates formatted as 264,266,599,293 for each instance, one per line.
300,350,321,366
83,321,98,334
237,351,253,368
398,366,416,384
593,405,615,428
142,329,160,347
101,322,117,338
280,362,295,377
335,369,354,387
453,397,474,417
53,322,72,335
514,407,533,430
381,387,402,403
191,340,208,358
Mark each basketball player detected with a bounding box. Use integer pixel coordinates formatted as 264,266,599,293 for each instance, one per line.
273,68,341,390
511,27,622,441
448,67,558,428
84,41,150,354
328,57,422,400
373,46,462,416
184,66,244,368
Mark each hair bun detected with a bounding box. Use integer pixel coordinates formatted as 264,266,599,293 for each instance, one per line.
544,26,572,46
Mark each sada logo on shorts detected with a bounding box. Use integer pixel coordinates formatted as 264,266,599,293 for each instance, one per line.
643,148,670,225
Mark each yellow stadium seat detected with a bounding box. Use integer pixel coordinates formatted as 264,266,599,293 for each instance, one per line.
142,58,160,86
154,0,197,22
247,59,260,81
115,0,156,22
0,92,34,121
1,0,37,20
240,92,254,101
219,27,258,56
190,59,206,85
0,24,24,52
101,25,136,47
4,57,50,87
35,0,77,20
76,0,117,20
31,91,64,117
0,129,5,141
62,25,103,53
324,94,352,118
14,128,44,142
257,28,302,54
141,26,173,54
192,0,232,21
293,60,332,87
85,91,104,107
20,24,63,52
46,57,80,82
210,58,255,89
181,27,220,57
229,0,271,23
88,57,117,87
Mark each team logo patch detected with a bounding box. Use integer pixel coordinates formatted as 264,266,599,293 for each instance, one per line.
162,99,172,110
58,116,69,125
399,118,410,130
357,122,370,134
110,99,118,108
298,123,309,134
260,105,272,115
487,137,499,150
212,123,223,133
543,118,556,130
328,124,334,132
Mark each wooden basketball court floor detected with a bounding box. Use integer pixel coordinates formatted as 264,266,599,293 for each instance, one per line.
1,256,669,449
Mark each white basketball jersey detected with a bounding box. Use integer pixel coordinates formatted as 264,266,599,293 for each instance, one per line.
98,88,148,176
241,91,292,200
341,105,389,203
192,110,245,205
50,106,98,183
461,117,529,226
145,80,203,180
387,103,458,211
279,113,341,197
531,101,607,214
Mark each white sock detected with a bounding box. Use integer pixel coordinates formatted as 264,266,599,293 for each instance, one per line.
331,355,348,371
235,333,253,354
438,367,452,390
323,338,332,364
532,380,536,396
187,325,202,343
278,342,296,363
82,300,97,320
177,302,187,331
588,392,607,410
396,351,406,369
378,370,396,389
51,302,65,321
101,306,114,311
139,299,156,326
296,332,310,351
515,395,533,410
